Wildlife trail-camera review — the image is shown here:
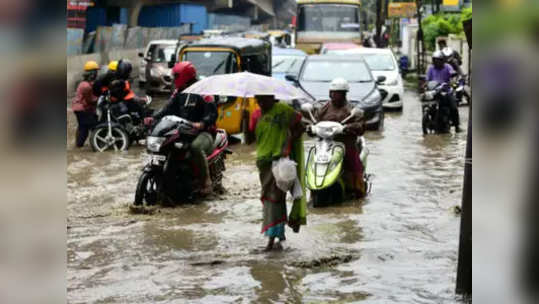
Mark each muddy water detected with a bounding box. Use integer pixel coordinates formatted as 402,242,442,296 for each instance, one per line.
67,87,468,303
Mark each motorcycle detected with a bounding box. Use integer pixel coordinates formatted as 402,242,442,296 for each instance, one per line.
421,81,453,135
452,74,471,106
301,103,371,207
133,115,230,206
90,92,153,152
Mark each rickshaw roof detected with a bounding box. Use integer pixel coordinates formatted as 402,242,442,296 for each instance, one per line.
181,37,270,55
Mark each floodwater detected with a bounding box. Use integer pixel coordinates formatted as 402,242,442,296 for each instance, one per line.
67,86,468,303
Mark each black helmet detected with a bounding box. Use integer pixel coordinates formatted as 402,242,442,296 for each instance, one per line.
116,59,132,80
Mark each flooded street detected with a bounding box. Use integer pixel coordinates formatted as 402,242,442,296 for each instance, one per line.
67,86,468,303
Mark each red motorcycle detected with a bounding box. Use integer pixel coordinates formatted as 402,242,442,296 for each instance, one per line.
134,115,230,205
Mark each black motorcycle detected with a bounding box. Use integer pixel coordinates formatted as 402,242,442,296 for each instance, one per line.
89,92,153,152
421,81,453,135
452,75,471,106
134,115,230,206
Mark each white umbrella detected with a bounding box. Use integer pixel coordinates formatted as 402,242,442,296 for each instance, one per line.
182,71,313,101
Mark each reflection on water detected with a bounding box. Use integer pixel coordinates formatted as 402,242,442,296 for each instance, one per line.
67,88,468,303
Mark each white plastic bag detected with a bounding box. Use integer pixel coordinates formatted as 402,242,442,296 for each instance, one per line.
272,157,297,192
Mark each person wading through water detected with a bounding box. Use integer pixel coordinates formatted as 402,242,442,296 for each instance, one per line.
247,95,307,251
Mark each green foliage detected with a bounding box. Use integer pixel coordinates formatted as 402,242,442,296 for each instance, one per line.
422,7,472,50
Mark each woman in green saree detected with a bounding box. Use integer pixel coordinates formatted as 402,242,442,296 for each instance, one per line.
248,95,307,251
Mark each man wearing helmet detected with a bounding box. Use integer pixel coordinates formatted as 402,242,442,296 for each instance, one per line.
310,78,367,198
427,51,461,132
72,61,100,147
92,60,118,96
107,60,150,119
438,39,463,75
145,61,218,195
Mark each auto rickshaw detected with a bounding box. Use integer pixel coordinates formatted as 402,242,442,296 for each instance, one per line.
171,37,272,137
267,30,292,47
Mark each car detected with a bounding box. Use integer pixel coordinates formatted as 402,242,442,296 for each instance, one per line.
288,55,385,131
334,48,404,110
271,47,307,85
138,40,178,93
319,42,361,55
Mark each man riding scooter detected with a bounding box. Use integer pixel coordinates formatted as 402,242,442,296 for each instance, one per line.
144,62,218,195
309,78,367,199
426,51,462,133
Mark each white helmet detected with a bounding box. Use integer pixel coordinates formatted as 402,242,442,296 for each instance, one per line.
442,47,453,57
432,50,444,59
330,78,350,92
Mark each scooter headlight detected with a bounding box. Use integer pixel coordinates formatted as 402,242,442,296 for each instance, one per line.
147,136,165,152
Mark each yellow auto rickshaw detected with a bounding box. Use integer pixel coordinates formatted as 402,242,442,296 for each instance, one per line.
173,37,272,136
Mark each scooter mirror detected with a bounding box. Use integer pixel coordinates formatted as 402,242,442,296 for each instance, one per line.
301,103,314,113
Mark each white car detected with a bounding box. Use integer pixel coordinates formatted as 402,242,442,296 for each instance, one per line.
138,40,177,91
335,48,404,110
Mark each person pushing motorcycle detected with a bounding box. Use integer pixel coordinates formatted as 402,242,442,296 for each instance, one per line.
144,62,218,195
309,78,367,198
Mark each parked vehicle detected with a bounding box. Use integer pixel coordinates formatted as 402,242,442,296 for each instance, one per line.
420,81,453,134
319,42,361,55
334,48,404,110
272,47,307,85
287,55,385,130
452,74,471,106
134,115,230,206
171,37,272,137
301,103,370,206
295,0,362,54
138,40,178,93
267,30,292,47
90,92,153,152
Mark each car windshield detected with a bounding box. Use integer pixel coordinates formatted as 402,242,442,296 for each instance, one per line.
149,44,175,63
298,4,360,32
183,51,238,78
362,54,396,71
272,55,305,74
301,60,372,82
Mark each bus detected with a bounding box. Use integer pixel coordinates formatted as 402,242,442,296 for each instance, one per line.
295,0,362,54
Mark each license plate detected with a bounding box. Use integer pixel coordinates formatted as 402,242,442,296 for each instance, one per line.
146,154,166,165
317,154,330,163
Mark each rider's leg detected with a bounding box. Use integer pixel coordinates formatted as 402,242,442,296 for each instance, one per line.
448,94,462,132
191,132,214,194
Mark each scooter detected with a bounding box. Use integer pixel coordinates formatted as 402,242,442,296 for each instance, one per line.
133,115,230,206
90,92,153,152
301,103,371,207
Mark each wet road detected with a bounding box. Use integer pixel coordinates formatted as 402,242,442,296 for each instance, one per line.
67,86,468,303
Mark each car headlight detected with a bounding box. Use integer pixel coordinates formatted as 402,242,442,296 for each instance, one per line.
147,136,166,152
386,78,399,86
361,91,381,106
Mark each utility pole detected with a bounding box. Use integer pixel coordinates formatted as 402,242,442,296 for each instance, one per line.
456,17,472,298
375,0,383,46
416,0,425,75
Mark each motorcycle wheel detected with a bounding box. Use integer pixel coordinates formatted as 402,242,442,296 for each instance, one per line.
90,126,129,152
134,171,159,206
